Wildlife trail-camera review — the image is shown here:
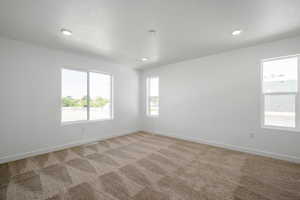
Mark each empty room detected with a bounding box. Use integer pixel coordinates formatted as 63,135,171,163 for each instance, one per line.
1,0,300,200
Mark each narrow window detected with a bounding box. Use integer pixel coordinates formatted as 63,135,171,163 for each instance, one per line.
89,72,112,120
262,56,298,129
61,68,113,123
147,77,159,116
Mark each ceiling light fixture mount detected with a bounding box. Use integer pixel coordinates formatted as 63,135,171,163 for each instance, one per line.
61,28,72,36
232,30,242,36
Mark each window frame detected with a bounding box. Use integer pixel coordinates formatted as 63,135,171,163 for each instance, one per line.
61,67,114,125
146,76,159,117
260,55,300,132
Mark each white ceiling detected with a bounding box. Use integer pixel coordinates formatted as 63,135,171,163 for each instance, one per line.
0,0,300,69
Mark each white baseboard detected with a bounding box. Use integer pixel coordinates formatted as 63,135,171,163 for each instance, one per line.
0,131,139,164
150,131,300,164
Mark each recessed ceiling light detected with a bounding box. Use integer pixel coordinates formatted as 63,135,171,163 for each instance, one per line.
232,30,242,36
141,57,149,62
61,28,72,36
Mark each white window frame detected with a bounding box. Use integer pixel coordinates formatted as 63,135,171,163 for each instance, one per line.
146,76,159,117
61,67,114,125
260,55,300,132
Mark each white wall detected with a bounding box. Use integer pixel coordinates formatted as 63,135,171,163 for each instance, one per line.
0,37,139,163
140,36,300,163
1,35,300,164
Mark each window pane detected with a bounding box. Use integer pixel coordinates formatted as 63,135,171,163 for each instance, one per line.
263,57,297,93
149,77,159,97
147,77,159,116
149,96,159,115
264,94,295,128
89,72,112,120
62,69,87,122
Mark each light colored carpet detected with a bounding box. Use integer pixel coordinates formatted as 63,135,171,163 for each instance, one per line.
0,132,299,200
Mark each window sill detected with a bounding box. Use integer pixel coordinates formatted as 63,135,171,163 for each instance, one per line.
61,118,113,126
262,125,300,133
146,115,159,118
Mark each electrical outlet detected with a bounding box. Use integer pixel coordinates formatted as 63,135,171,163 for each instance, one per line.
249,132,255,139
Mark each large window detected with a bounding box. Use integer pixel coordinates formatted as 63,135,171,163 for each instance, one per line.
62,68,113,123
146,77,159,116
261,56,298,130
